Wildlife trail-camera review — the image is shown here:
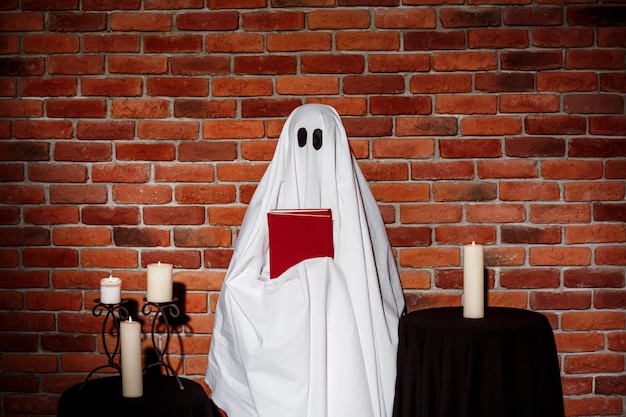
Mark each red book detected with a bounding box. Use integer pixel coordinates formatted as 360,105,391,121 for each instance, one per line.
267,209,334,278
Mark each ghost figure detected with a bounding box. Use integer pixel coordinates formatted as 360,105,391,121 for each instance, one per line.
206,104,405,417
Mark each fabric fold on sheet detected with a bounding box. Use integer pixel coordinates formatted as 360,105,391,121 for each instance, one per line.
206,104,405,417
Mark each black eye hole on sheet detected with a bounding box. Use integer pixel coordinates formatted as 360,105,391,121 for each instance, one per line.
313,129,322,150
298,128,307,147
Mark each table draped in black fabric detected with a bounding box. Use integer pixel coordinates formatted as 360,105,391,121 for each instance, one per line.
57,374,220,417
392,307,564,417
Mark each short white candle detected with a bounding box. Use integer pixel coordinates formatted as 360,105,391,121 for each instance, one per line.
100,275,122,304
146,262,173,303
120,317,143,398
463,241,484,319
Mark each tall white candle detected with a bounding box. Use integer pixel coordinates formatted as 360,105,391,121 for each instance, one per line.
146,261,173,303
100,275,122,304
120,317,143,398
463,241,484,319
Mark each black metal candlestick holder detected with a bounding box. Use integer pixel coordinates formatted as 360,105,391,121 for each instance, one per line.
82,299,129,387
141,298,184,390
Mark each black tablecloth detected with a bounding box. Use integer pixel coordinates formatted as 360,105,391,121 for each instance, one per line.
57,374,220,417
393,307,564,417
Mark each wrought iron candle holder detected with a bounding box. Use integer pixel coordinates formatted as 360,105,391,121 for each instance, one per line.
83,299,129,387
141,298,184,390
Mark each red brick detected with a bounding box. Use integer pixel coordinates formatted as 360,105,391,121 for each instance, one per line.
301,54,365,74
140,250,201,269
436,95,496,114
143,206,205,225
82,77,142,97
565,269,625,289
49,185,107,204
110,12,171,31
537,72,597,92
0,164,24,182
567,6,626,26
597,72,626,96
440,139,501,158
47,55,104,75
599,28,626,48
76,120,134,140
82,34,140,52
115,143,176,161
410,73,472,93
608,332,626,352
46,98,106,118
81,248,138,268
435,225,496,245
542,160,603,180
154,164,215,182
565,182,624,202
505,6,563,25
564,93,624,114
467,203,526,223
502,225,561,244
565,353,624,374
374,139,434,159
28,163,88,183
22,248,78,267
0,12,44,31
112,184,172,204
216,163,267,182
0,353,58,373
464,114,523,134
439,7,500,27
595,290,626,309
146,77,207,97
396,116,458,136
0,35,19,54
41,334,95,353
0,207,20,224
501,50,562,71
374,8,435,29
478,160,537,178
178,142,238,162
82,206,140,225
137,120,199,140
91,164,149,183
405,31,465,50
20,77,77,97
23,33,79,53
276,76,338,95
173,227,231,247
530,203,591,224
145,0,203,8
242,11,304,30
207,207,247,226
204,249,233,269
144,34,202,52
404,292,461,312
0,185,45,204
530,291,591,310
369,53,430,73
308,10,370,29
23,206,78,225
174,99,236,118
108,55,168,74
596,375,626,396
433,182,497,202
594,203,626,222
343,117,393,137
0,270,49,289
170,56,230,76
82,0,140,10
52,226,111,246
589,116,626,135
476,72,534,92
399,270,431,290
500,93,560,113
176,11,239,30
54,142,112,162
555,332,605,353
241,98,301,118
113,227,170,247
501,181,560,201
400,247,459,268
337,32,400,51
505,136,565,157
14,120,73,139
25,291,83,311
566,49,625,70
526,115,586,135
369,96,430,115
433,51,497,71
370,183,429,203
1,227,50,246
566,224,625,244
111,98,168,118
175,184,236,204
529,247,591,266
501,268,560,289
358,162,408,181
469,29,528,48
212,77,273,97
0,99,40,117
234,56,297,75
596,246,626,266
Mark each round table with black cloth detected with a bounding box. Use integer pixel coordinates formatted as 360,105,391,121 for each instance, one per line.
392,307,564,417
57,374,220,417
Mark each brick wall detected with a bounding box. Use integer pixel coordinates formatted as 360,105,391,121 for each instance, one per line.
0,1,625,416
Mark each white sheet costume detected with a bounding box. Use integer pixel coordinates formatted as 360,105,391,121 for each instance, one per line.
206,104,405,417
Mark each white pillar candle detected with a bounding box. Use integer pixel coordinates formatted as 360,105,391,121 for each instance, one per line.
100,275,122,304
463,241,484,319
120,317,143,398
146,261,173,303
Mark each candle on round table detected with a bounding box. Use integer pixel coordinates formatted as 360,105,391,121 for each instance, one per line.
463,241,484,319
146,261,173,303
120,317,143,398
100,275,122,305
